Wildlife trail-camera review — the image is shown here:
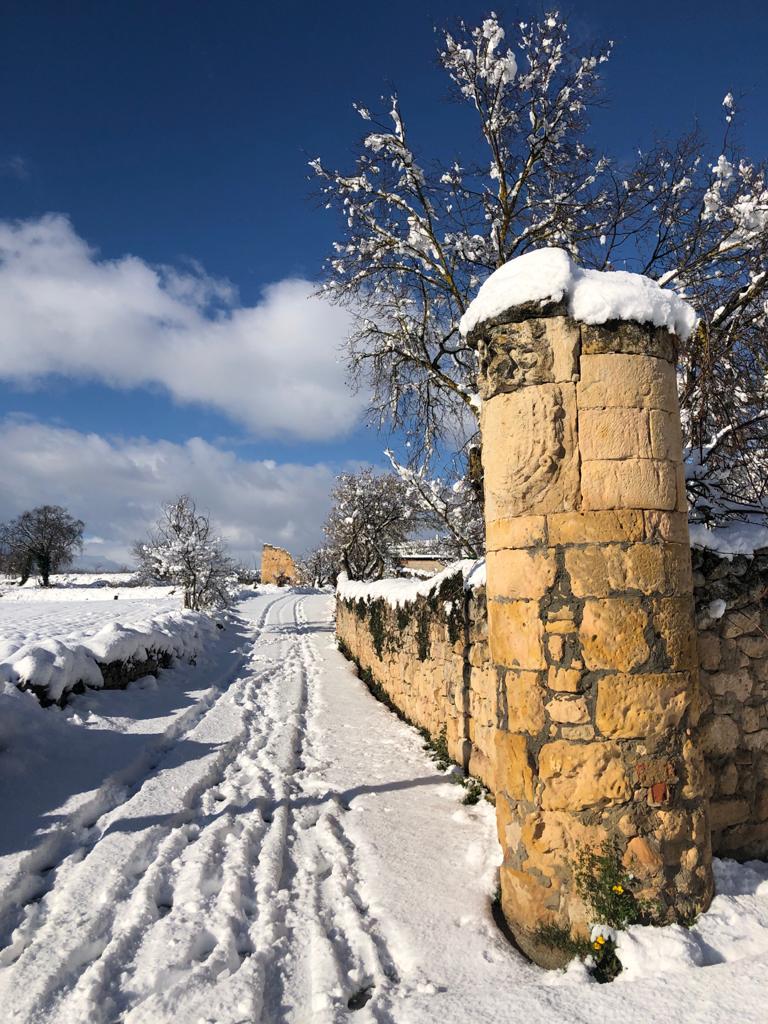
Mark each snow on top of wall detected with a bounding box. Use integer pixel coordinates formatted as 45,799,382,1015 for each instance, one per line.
0,610,217,703
337,557,486,609
689,520,768,560
459,247,696,341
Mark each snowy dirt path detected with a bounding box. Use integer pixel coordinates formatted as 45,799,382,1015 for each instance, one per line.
1,591,768,1023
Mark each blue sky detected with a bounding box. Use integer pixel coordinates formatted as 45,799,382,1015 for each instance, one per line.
0,0,766,565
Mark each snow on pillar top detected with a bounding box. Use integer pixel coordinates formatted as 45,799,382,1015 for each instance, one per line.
459,247,696,342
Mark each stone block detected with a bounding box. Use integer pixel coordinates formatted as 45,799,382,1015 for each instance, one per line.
580,598,649,671
547,509,644,545
577,353,678,411
649,409,683,461
722,608,761,639
579,407,654,461
700,626,724,675
644,510,690,544
736,634,768,659
482,384,580,520
506,670,547,734
547,634,564,661
744,729,768,752
581,458,677,511
546,667,583,692
495,793,521,850
654,597,697,670
499,866,562,937
595,672,691,739
470,665,498,703
546,696,590,724
565,543,668,598
623,836,664,877
709,798,750,831
700,715,741,758
488,599,545,670
486,515,547,551
486,548,557,601
521,810,608,873
495,730,535,801
480,316,579,396
538,740,631,810
580,321,676,362
664,543,693,594
561,725,595,740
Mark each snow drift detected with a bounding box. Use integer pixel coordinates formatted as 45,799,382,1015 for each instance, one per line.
0,610,218,704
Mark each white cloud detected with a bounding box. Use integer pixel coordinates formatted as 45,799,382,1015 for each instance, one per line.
0,418,337,566
0,156,29,180
0,215,364,440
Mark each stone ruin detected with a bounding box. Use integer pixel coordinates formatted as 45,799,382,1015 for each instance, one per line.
260,543,297,586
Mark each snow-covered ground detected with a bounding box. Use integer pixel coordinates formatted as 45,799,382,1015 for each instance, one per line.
0,590,767,1022
0,573,178,641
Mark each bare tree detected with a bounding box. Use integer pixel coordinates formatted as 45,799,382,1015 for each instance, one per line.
1,505,84,585
324,469,416,580
296,546,338,588
313,11,768,523
385,450,484,559
134,495,235,610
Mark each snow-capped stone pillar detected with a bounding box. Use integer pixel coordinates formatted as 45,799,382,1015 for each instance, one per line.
461,250,713,967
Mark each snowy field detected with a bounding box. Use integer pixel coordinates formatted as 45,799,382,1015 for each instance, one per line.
0,573,212,703
0,573,178,644
0,589,766,1022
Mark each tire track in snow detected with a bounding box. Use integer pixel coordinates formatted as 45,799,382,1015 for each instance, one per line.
50,591,311,1024
259,598,401,1024
0,591,296,1023
0,591,291,967
1,592,404,1023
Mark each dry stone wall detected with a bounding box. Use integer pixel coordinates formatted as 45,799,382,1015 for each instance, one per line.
336,280,768,968
694,546,768,859
335,571,497,788
338,549,768,866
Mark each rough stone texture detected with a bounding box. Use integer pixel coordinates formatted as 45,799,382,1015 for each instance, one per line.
481,384,580,520
335,309,768,960
693,546,768,859
260,543,297,585
335,543,768,922
475,311,713,960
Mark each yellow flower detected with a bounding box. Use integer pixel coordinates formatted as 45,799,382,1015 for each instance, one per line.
593,935,606,948
612,884,624,894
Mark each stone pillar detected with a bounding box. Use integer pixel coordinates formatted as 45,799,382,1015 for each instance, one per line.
468,302,714,965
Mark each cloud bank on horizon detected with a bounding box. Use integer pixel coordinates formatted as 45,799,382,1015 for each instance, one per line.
0,417,338,567
0,214,364,440
0,214,368,563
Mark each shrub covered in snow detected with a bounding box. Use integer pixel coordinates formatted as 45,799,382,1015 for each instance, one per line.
134,495,236,610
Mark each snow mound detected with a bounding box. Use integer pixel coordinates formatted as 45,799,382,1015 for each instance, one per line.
689,520,768,559
337,558,486,608
459,247,696,340
613,858,768,981
0,610,217,703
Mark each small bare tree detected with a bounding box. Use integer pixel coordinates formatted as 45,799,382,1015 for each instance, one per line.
134,495,235,610
324,469,416,580
1,505,84,585
297,546,338,587
313,11,768,523
385,449,484,559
